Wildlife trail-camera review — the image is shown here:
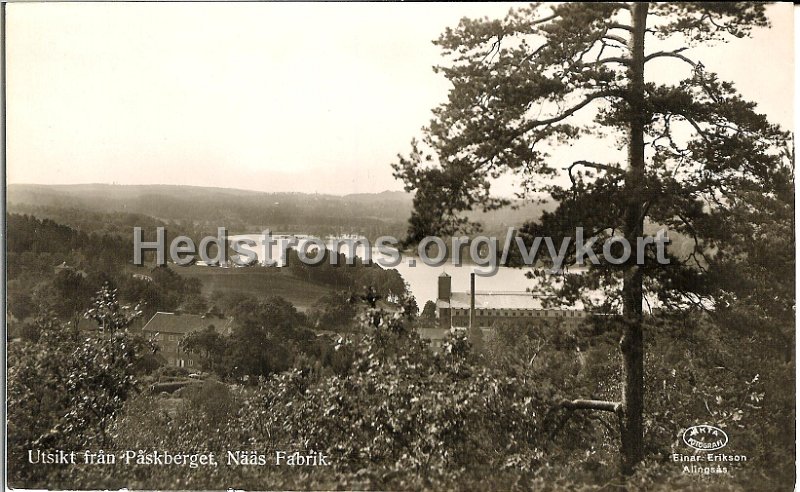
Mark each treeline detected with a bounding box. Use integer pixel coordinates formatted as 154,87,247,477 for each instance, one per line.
285,248,407,297
7,213,130,270
6,214,203,336
7,185,413,241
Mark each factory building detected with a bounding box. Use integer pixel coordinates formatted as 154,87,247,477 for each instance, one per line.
434,272,588,337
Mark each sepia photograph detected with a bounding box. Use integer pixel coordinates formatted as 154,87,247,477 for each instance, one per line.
3,2,796,490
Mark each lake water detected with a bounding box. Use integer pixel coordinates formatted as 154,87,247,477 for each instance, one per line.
228,234,541,305
392,262,537,306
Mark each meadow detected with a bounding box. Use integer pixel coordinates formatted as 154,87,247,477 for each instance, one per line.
167,264,331,311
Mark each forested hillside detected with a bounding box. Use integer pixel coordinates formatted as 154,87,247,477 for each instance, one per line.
7,184,553,240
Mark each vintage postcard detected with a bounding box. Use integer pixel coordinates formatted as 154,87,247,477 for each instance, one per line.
3,2,796,491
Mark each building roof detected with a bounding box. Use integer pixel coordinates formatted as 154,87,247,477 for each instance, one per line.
54,262,87,277
142,312,235,335
448,291,548,310
444,291,591,311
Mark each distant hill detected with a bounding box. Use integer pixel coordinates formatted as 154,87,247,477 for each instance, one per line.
7,183,554,239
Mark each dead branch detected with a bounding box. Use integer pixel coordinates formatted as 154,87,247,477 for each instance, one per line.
561,398,622,413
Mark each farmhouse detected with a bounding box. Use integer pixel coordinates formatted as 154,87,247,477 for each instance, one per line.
142,312,236,368
54,261,87,278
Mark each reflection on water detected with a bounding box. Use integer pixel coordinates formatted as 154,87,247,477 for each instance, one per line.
228,234,538,305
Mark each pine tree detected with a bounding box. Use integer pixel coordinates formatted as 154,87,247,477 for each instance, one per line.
393,2,789,474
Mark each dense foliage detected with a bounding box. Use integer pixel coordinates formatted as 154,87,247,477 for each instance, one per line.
392,1,792,474
7,286,151,485
182,294,321,379
7,286,794,490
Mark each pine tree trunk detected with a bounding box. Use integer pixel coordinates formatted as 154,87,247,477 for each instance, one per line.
620,1,648,476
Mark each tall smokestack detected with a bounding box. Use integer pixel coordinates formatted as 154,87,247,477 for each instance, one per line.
469,272,476,329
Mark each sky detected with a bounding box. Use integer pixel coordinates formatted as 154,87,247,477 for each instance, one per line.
6,2,794,196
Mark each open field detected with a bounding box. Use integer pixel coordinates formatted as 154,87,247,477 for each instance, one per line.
168,265,331,311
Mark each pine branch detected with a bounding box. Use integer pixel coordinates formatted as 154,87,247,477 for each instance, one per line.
645,48,697,67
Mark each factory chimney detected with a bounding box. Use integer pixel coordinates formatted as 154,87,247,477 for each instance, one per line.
469,272,476,329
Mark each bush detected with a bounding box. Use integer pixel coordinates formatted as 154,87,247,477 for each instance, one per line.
154,365,191,380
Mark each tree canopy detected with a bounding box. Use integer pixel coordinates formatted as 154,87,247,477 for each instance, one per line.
393,1,791,474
